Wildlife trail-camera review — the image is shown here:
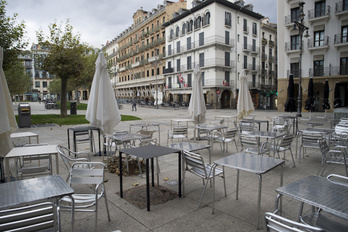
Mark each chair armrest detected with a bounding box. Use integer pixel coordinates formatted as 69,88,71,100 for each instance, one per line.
327,174,348,186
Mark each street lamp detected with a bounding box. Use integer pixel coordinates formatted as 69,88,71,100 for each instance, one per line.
154,48,159,109
292,1,309,117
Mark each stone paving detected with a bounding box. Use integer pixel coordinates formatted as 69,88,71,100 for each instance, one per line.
9,101,346,232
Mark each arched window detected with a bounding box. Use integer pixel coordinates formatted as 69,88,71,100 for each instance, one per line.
175,26,180,38
182,23,187,35
203,12,210,26
195,16,201,29
188,20,193,32
170,29,174,40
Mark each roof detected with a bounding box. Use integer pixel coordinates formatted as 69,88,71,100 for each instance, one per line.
163,0,264,27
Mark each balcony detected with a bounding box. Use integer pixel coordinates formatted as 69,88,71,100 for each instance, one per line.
269,40,275,48
163,68,174,74
250,46,259,55
334,33,348,47
308,5,330,23
285,42,300,53
287,69,300,78
307,36,329,51
248,81,260,89
131,61,140,68
309,66,340,77
261,53,268,61
243,26,249,34
335,1,348,16
284,15,296,27
262,38,267,46
242,44,252,53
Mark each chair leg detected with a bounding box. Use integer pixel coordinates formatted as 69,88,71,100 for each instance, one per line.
137,157,143,178
289,149,296,168
103,189,111,221
234,140,238,152
199,177,210,207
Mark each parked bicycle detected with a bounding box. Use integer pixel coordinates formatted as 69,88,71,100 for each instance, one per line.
118,104,124,110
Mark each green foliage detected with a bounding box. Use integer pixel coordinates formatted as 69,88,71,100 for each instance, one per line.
0,0,28,71
15,114,141,126
4,61,31,97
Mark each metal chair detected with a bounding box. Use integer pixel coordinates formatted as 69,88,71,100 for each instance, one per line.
271,116,289,134
167,126,188,144
239,121,256,133
270,134,296,167
0,202,59,231
264,212,324,232
73,126,96,153
182,150,226,207
56,145,90,181
213,128,238,152
15,143,52,180
239,133,270,156
59,162,110,232
300,131,325,158
318,140,348,176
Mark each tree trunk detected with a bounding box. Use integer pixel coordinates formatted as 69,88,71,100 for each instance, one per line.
60,78,68,117
76,88,80,104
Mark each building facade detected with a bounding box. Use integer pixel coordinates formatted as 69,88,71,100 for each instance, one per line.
163,0,270,109
277,0,348,112
105,0,187,104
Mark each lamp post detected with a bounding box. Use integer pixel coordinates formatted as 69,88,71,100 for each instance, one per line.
154,48,159,109
293,1,309,117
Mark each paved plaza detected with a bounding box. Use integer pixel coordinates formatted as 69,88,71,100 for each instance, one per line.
8,101,347,232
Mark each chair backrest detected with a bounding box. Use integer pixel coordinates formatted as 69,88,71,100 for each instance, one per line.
264,212,324,232
239,122,255,132
225,128,237,139
137,129,155,138
56,145,89,173
173,126,188,136
139,138,158,147
113,130,128,136
182,150,208,179
240,134,259,149
279,134,294,148
318,140,329,157
273,117,287,126
301,132,324,145
69,162,105,187
0,202,56,231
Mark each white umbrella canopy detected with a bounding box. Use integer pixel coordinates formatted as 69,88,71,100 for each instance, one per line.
237,69,254,119
86,52,121,135
0,46,18,158
188,65,206,125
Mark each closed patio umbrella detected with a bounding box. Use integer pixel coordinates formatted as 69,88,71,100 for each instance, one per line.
0,46,18,182
304,78,315,119
188,65,206,125
86,52,121,135
334,82,342,108
237,69,254,119
284,74,296,112
321,79,330,118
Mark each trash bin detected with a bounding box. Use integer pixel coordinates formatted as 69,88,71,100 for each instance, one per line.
70,101,77,115
18,103,31,127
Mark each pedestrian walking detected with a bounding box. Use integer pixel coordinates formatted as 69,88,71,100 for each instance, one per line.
132,99,137,111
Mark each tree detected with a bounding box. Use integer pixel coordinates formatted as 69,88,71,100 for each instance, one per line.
5,61,31,100
37,20,89,116
0,0,27,71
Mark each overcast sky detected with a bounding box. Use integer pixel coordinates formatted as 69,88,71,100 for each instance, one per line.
6,0,277,49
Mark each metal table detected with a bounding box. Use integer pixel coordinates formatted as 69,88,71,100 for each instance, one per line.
168,142,211,163
279,115,298,135
67,126,101,156
119,145,182,211
0,175,74,230
275,175,348,221
212,153,284,229
194,124,227,145
242,131,285,157
240,119,269,131
129,122,161,145
214,115,237,128
10,132,39,144
4,144,59,182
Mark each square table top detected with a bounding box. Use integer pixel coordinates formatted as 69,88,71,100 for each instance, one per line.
129,122,160,127
195,124,227,131
214,152,284,174
301,127,335,133
276,175,348,220
67,126,99,132
119,145,181,159
242,131,285,139
168,142,210,152
0,175,74,210
10,132,38,138
111,133,150,142
6,144,57,158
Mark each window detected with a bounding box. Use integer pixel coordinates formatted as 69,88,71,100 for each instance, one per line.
203,12,210,26
314,60,324,76
315,0,326,17
187,37,192,50
195,16,201,29
291,35,300,50
225,71,230,85
170,29,174,40
177,41,180,53
244,55,248,69
291,7,300,22
291,62,299,77
199,53,204,67
225,12,231,26
168,61,172,68
182,23,186,35
35,81,40,88
147,70,149,77
344,0,348,11
187,74,192,87
199,32,204,46
252,22,257,35
252,57,256,70
157,67,160,75
175,27,179,38
152,69,154,76
168,44,172,56
342,26,348,43
225,31,230,45
314,30,325,46
177,59,181,72
187,56,192,70
168,76,172,88
225,52,230,66
252,39,256,51
188,20,193,32
340,57,348,75
243,19,248,32
43,81,47,88
244,36,248,49
252,75,256,87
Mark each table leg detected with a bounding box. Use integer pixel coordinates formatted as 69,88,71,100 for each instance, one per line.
257,174,263,230
97,129,101,156
151,158,154,187
212,164,217,214
146,158,150,211
55,153,59,174
208,147,212,164
67,129,71,156
178,151,182,198
119,151,123,198
5,157,10,182
236,169,239,200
